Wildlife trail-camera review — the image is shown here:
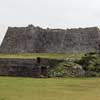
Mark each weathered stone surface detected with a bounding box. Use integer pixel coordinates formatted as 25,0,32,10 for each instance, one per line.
0,58,63,77
0,25,100,53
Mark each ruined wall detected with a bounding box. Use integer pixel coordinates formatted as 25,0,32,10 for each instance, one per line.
0,25,100,53
0,58,63,77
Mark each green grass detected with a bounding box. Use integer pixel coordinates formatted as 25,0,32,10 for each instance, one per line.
0,77,100,100
0,53,84,60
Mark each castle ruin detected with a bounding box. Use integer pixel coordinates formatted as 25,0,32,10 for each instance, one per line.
0,25,100,53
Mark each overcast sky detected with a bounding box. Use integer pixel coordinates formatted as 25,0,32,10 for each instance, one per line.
0,0,100,43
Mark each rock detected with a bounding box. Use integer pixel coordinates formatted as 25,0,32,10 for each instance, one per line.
72,65,83,69
66,65,85,77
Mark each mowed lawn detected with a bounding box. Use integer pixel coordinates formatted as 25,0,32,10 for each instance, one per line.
0,77,100,100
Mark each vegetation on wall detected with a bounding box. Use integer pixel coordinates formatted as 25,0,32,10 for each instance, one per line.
77,53,100,76
48,60,84,77
49,52,100,77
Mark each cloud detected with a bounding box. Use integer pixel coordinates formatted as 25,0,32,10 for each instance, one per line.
0,0,100,43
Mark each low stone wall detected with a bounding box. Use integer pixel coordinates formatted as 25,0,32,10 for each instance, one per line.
0,58,63,77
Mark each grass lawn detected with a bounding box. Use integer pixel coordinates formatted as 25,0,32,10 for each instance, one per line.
0,53,84,60
0,77,100,100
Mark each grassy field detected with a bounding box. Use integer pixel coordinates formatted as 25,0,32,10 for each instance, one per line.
0,77,100,100
0,53,84,60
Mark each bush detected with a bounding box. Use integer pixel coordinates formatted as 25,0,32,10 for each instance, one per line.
78,53,100,72
48,60,85,77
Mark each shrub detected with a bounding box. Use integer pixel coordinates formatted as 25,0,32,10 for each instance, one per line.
78,53,100,72
48,60,85,77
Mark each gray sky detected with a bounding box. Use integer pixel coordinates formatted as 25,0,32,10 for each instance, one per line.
0,0,100,43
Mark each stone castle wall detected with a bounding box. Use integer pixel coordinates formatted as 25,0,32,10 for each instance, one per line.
0,25,100,53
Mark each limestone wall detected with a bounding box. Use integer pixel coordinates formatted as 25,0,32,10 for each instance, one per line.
0,25,100,53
